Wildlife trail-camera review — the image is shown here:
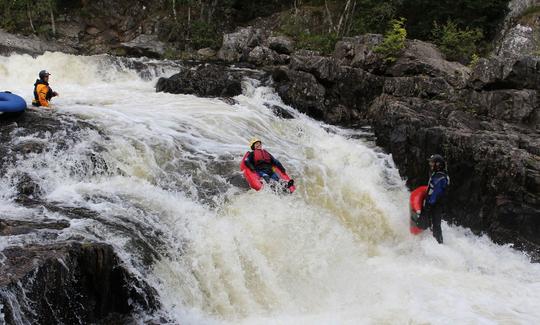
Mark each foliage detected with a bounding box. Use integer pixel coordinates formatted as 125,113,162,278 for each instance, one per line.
398,0,509,41
297,32,339,54
279,8,337,55
432,20,483,64
350,0,400,35
0,0,59,36
374,18,407,63
190,21,222,49
0,0,513,58
468,53,480,69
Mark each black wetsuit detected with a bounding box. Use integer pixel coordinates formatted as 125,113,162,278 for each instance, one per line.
423,171,450,244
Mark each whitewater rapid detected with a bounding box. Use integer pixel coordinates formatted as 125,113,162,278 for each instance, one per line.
1,52,539,324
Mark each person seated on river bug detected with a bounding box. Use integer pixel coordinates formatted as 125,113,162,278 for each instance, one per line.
244,139,294,188
32,70,59,108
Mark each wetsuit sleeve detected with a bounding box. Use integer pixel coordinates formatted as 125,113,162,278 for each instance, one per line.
270,154,285,172
426,176,448,206
245,152,255,171
37,84,49,107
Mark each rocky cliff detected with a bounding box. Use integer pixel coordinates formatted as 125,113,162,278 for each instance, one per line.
157,28,540,261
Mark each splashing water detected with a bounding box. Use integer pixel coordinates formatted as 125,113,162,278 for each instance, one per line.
1,52,539,324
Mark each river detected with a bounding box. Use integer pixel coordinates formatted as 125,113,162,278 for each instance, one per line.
1,52,539,324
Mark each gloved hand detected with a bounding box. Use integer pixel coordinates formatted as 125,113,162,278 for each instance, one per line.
52,91,59,97
416,211,429,229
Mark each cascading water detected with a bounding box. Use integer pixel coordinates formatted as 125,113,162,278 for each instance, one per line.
1,52,540,324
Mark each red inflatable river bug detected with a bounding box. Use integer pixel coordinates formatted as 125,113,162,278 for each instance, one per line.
409,185,428,234
240,152,296,193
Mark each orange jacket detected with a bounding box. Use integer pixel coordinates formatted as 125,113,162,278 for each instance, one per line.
32,80,55,107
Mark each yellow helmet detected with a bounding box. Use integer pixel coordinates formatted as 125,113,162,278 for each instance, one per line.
249,138,262,149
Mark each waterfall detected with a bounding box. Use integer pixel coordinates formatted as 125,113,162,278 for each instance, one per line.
1,52,540,324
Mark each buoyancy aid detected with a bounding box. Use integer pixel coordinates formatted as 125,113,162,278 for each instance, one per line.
253,149,272,166
32,79,54,107
426,171,450,205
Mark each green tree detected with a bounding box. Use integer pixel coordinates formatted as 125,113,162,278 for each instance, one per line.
351,0,400,35
432,20,483,63
374,17,407,63
0,0,59,36
399,0,509,41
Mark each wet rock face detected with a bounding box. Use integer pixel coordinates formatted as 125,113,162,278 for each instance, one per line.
1,110,165,321
0,219,69,236
217,27,270,62
0,242,158,324
155,63,266,98
266,36,294,55
120,34,166,58
368,95,540,261
469,56,540,91
269,34,540,260
0,29,77,56
273,54,384,124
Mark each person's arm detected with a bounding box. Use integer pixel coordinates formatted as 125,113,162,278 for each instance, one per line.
244,152,256,171
37,84,49,107
270,154,286,172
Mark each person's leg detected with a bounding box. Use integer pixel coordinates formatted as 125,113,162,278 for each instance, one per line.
270,173,280,182
431,212,443,244
257,171,271,183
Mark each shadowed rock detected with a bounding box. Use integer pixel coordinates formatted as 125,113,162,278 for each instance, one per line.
0,242,159,324
156,64,243,97
270,33,540,260
0,219,70,236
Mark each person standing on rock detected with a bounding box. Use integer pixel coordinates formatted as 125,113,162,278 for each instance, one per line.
421,154,450,244
32,70,59,108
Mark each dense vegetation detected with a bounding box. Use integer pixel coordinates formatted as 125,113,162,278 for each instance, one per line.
0,0,510,62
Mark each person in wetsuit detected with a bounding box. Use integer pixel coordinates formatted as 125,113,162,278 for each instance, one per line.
244,139,294,188
421,154,450,244
32,70,58,108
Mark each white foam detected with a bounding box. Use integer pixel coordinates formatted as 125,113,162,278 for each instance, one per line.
1,52,539,324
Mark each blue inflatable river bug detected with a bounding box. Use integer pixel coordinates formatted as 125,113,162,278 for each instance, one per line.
0,91,27,113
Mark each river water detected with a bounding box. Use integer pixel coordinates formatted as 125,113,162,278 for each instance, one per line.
1,52,539,324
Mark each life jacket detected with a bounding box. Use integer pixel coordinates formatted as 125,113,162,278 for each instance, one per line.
32,79,54,106
426,171,450,204
253,149,272,167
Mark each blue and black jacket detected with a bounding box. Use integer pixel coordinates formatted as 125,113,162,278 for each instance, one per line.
425,171,450,206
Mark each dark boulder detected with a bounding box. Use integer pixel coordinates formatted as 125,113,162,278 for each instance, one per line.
120,34,166,58
469,56,540,91
266,36,294,55
265,103,294,119
0,242,159,324
0,219,70,236
334,34,385,72
458,88,539,126
247,46,284,66
386,40,470,88
273,67,326,120
218,27,269,62
156,64,244,97
272,56,383,124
